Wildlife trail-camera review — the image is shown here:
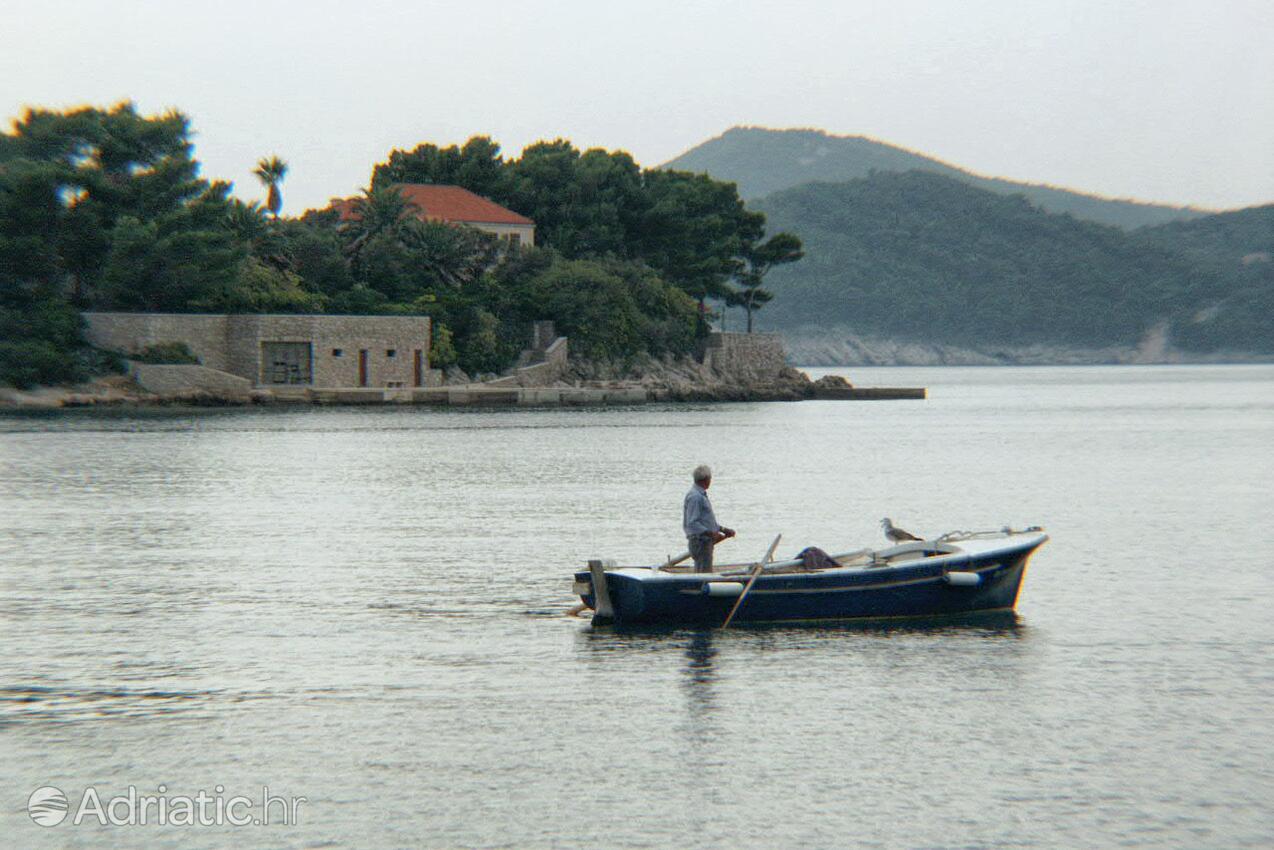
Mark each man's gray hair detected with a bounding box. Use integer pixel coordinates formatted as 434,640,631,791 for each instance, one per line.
693,464,712,483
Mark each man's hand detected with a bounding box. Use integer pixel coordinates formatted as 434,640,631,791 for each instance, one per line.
716,527,736,542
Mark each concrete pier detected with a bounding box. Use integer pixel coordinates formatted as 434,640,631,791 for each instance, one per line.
306,385,653,406
812,386,927,400
297,383,925,406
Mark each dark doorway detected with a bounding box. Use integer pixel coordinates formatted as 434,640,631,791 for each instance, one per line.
261,342,312,385
413,350,424,387
358,349,369,387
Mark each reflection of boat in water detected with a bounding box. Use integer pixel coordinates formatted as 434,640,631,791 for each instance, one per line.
572,528,1048,627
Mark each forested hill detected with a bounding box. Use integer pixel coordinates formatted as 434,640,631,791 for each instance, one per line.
665,127,1206,230
750,171,1274,354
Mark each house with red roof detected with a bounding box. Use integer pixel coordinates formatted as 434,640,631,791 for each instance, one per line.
334,184,535,247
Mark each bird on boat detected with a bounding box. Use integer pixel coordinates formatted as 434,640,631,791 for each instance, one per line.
881,517,923,544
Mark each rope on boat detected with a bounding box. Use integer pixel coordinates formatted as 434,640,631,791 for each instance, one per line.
937,525,1044,542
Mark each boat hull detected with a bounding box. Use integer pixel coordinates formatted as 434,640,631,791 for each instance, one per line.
574,534,1044,627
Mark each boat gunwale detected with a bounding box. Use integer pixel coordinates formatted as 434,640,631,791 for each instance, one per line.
595,532,1048,585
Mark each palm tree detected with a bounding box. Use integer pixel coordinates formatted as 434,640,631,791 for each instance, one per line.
253,155,288,218
226,199,291,270
340,185,421,278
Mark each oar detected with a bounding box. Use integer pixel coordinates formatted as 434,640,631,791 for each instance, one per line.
655,535,733,571
658,551,691,570
721,534,781,629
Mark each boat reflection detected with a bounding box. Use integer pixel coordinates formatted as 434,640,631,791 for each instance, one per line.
575,611,1027,692
580,608,1025,640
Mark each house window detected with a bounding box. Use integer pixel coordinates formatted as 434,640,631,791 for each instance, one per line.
332,348,344,357
506,233,520,246
386,349,397,358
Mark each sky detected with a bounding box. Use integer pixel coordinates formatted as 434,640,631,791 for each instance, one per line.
2,0,1271,215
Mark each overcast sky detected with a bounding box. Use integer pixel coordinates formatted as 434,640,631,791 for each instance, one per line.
3,0,1271,214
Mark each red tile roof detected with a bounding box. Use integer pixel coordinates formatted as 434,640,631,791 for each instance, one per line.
334,184,533,226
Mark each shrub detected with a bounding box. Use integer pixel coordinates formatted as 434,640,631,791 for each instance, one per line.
429,323,458,369
131,342,200,364
0,340,81,389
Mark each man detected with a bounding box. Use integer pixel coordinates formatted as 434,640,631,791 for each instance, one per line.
683,464,736,572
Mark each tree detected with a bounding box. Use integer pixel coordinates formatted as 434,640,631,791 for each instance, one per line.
1,102,209,305
504,142,647,257
96,182,248,311
728,231,804,332
339,185,417,276
0,103,254,384
253,155,288,218
195,256,326,313
635,170,765,332
371,136,508,199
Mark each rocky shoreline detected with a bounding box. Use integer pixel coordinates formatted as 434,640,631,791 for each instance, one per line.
562,353,827,402
0,356,861,410
781,325,1274,367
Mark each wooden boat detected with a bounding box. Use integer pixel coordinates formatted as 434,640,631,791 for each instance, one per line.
572,527,1047,627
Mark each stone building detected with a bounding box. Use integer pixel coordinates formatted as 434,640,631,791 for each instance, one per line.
333,184,535,247
84,312,435,389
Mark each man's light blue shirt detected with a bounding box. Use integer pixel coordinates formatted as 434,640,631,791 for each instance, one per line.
683,484,720,538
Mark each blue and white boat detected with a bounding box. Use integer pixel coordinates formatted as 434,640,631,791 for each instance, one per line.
572,527,1047,627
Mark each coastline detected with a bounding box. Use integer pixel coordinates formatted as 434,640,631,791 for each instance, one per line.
0,357,923,410
780,326,1274,367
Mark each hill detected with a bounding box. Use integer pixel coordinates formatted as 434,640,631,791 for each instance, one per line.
1132,205,1274,352
665,127,1207,230
748,171,1273,358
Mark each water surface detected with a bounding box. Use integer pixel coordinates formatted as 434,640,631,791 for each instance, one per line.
2,365,1271,848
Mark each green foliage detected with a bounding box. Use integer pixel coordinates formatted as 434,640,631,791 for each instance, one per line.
665,126,1207,229
635,169,764,305
1,102,210,305
131,341,200,364
1135,207,1274,352
727,231,804,331
0,282,87,387
752,171,1273,352
195,257,326,313
510,256,698,361
369,136,788,311
97,183,248,311
456,309,513,376
328,284,391,314
0,106,793,385
274,218,351,296
429,323,458,369
0,340,73,389
372,136,508,199
503,142,646,258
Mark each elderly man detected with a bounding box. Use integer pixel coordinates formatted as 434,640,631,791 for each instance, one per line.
683,465,736,572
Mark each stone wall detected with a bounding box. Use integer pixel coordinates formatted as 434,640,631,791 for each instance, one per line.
84,313,234,372
84,312,432,389
512,337,569,387
129,363,252,398
700,332,787,380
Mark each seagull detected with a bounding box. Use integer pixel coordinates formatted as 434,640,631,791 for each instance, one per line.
881,517,923,544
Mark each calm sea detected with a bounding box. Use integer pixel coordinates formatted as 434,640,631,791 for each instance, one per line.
1,365,1271,849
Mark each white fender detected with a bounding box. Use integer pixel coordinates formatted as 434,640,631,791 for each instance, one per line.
702,582,745,597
